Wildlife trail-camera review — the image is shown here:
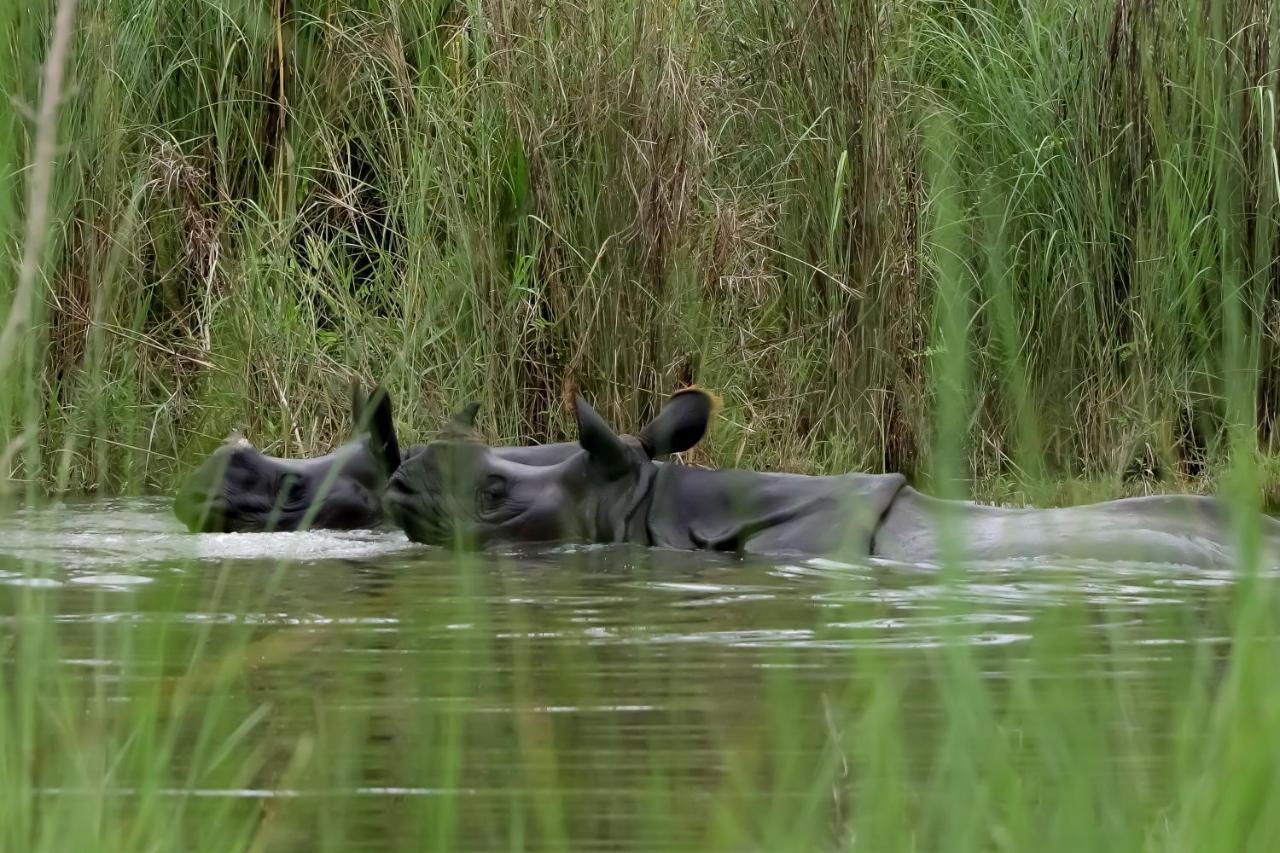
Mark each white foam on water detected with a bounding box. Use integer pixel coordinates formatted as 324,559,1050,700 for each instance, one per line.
191,528,418,562
68,574,153,588
1,576,63,588
0,499,422,579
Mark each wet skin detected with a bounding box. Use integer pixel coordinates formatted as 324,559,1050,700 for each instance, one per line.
174,389,582,534
385,390,1280,568
173,387,405,533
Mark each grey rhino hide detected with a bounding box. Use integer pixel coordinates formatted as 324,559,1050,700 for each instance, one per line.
648,467,1280,568
174,387,578,534
397,390,1280,569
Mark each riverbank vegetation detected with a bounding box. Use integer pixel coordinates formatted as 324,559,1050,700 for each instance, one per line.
0,0,1276,501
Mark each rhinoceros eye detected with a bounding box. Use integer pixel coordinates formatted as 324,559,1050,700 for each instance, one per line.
478,475,507,515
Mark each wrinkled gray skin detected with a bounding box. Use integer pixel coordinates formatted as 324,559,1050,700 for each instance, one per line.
174,387,407,532
386,390,1280,568
174,389,579,533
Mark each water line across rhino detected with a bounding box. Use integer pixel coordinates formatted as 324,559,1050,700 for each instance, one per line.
173,388,579,533
384,389,1280,569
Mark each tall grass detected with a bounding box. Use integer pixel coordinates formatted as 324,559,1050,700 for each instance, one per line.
2,2,1280,852
0,0,1274,498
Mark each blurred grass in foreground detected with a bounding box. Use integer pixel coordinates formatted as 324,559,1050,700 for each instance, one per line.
0,523,1277,852
0,512,1277,853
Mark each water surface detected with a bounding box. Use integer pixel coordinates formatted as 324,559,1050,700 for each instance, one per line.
0,499,1262,850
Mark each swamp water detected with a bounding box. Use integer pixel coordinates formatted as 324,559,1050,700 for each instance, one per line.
0,498,1274,851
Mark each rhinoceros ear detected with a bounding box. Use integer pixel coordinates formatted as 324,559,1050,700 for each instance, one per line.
576,396,631,479
362,385,402,474
638,387,717,458
451,401,481,430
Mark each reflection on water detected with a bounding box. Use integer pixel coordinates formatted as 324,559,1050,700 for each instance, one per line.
0,499,1264,849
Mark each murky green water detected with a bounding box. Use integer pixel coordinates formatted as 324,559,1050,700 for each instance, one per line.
0,499,1262,850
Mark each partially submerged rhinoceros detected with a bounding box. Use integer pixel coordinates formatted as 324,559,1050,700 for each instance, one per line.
384,388,1280,568
174,389,579,533
173,386,407,532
